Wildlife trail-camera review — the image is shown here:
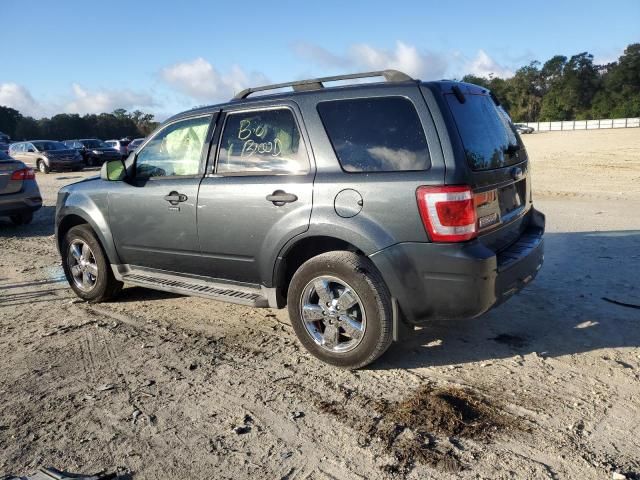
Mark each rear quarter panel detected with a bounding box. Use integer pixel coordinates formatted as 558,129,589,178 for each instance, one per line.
294,84,446,254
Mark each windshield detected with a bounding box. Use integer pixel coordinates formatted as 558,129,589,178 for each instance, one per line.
446,93,521,171
32,141,67,151
81,139,109,149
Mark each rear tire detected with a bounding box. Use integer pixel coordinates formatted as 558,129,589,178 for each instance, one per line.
287,251,393,369
9,212,33,225
61,225,123,302
37,159,50,174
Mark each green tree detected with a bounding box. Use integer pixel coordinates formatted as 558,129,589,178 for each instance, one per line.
0,106,22,139
591,43,640,118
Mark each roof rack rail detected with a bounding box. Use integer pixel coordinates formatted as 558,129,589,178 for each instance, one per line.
233,69,414,100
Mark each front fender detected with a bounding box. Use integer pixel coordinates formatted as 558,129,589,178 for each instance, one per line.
56,188,120,264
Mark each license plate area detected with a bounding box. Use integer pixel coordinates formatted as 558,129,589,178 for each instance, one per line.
499,180,525,218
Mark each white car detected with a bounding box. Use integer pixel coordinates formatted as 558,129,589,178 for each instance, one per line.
514,123,535,134
105,139,131,159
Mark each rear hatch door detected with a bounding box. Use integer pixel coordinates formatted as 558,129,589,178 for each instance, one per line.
444,86,532,252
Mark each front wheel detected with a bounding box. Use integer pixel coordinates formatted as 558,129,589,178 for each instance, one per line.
37,160,50,174
61,225,123,302
287,251,393,369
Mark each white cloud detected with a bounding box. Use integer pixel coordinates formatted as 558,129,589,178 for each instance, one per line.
291,43,351,69
292,41,448,80
160,57,268,102
0,83,43,117
349,41,448,79
65,84,155,115
292,41,516,80
464,49,514,78
0,82,156,118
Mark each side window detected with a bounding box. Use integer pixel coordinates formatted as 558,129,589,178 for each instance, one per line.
135,115,211,178
317,97,431,172
217,108,309,175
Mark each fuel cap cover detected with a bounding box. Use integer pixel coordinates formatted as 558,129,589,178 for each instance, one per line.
334,189,363,218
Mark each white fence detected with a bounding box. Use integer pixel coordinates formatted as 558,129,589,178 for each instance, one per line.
523,117,640,132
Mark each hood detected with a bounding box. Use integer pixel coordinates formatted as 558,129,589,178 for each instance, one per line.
59,175,100,192
93,147,119,152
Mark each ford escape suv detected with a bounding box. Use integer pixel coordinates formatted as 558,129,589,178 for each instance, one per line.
55,70,544,369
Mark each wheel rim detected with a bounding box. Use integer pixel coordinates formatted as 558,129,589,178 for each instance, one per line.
39,161,46,172
67,240,98,292
299,275,366,353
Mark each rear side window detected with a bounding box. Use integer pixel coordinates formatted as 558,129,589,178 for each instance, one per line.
317,97,430,172
217,108,309,175
446,93,520,171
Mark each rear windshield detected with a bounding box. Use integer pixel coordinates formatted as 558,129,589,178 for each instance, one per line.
317,96,430,172
446,93,520,171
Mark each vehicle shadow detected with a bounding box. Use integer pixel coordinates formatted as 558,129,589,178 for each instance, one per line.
0,205,56,237
376,230,640,370
116,286,184,302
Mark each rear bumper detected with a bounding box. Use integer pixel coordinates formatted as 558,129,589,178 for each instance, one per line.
0,181,43,216
369,208,545,324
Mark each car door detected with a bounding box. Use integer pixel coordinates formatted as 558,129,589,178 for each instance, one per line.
108,113,216,274
23,143,38,167
196,103,315,285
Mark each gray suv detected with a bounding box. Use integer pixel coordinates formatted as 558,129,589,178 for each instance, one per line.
55,70,545,369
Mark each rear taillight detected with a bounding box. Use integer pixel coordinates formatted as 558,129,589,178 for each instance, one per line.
416,185,477,242
11,168,36,181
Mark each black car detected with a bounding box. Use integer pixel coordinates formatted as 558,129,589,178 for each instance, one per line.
56,70,545,369
63,139,122,167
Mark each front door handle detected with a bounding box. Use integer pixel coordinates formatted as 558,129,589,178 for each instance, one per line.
164,191,188,205
266,190,298,206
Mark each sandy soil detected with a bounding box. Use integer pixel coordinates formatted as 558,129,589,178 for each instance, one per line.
0,128,639,479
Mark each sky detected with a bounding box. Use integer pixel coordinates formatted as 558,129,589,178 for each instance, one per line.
1,0,638,120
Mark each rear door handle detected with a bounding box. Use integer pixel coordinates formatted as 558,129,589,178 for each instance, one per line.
266,190,298,206
164,191,188,205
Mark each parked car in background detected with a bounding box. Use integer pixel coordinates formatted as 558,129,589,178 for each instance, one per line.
0,149,42,225
126,138,145,155
0,132,10,144
9,140,83,173
63,139,121,166
56,70,545,369
105,139,131,159
0,142,10,154
514,123,535,134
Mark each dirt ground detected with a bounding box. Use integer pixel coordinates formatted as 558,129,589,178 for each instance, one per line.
1,128,639,479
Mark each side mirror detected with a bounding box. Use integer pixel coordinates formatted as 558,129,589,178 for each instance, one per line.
27,148,35,153
100,159,126,181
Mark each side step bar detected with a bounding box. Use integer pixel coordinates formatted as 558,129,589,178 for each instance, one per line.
115,266,269,308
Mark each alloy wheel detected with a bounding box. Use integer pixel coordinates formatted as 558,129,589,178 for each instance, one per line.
67,240,99,292
299,275,366,353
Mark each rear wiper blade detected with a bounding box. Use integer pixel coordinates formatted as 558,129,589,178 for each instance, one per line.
504,144,521,154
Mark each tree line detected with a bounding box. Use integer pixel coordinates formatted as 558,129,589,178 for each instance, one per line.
0,107,158,141
1,43,638,136
463,43,640,122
